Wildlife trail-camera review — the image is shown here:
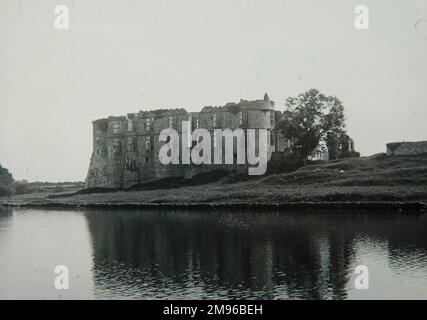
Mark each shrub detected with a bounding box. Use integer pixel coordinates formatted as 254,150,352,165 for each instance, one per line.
0,185,13,197
13,181,31,195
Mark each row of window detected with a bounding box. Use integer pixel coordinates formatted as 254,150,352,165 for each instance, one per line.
111,137,154,155
112,129,275,155
110,111,273,135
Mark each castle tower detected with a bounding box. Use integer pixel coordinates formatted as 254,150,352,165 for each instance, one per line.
85,118,109,188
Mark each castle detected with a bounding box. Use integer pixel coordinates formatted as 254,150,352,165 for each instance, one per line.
85,95,357,189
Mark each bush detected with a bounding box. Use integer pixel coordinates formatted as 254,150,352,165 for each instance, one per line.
13,181,31,195
0,185,13,197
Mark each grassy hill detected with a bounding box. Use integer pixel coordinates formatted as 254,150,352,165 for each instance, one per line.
1,153,426,207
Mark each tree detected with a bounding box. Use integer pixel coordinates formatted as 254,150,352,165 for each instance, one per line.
13,180,31,195
277,89,346,160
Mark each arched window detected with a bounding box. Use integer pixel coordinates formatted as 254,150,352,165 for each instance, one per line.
127,137,136,152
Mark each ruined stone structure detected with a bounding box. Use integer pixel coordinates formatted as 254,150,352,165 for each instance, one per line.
386,141,427,156
326,132,359,160
86,97,281,189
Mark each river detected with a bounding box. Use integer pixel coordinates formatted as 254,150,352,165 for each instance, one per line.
0,207,426,299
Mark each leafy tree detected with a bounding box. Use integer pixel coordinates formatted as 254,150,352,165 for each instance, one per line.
277,89,346,160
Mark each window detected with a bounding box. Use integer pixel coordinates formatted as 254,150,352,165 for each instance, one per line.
113,122,122,134
126,157,137,171
192,117,199,129
127,137,136,152
270,112,274,126
239,111,248,126
95,130,101,141
213,114,217,127
127,119,133,132
146,118,154,131
146,136,154,152
112,139,121,154
168,116,173,128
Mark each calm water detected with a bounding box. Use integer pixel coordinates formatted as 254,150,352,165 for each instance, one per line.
0,207,427,300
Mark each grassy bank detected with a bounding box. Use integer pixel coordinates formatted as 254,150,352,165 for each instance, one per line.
1,154,426,208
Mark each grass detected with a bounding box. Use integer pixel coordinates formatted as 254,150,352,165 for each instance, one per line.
1,154,427,206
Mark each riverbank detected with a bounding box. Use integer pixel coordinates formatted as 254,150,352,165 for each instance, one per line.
1,154,426,211
1,200,425,211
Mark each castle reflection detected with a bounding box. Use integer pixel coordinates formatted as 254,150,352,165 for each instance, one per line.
84,209,427,299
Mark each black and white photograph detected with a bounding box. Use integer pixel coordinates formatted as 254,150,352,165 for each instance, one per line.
0,0,427,308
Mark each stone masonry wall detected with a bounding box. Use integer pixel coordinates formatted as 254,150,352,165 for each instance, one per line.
85,98,277,189
389,141,427,156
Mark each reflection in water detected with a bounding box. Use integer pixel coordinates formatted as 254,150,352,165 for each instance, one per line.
84,210,427,299
1,206,427,299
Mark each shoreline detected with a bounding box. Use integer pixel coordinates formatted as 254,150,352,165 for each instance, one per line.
2,154,427,213
1,200,426,212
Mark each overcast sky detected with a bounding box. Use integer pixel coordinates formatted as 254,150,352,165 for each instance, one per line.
0,0,426,182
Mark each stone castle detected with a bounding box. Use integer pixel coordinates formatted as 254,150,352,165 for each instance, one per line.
85,95,357,189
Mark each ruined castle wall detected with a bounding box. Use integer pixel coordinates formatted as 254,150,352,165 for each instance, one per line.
122,136,139,188
105,117,128,188
85,119,110,188
392,141,427,156
85,99,277,189
135,111,190,184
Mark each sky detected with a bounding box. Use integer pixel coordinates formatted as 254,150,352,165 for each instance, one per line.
0,0,426,182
